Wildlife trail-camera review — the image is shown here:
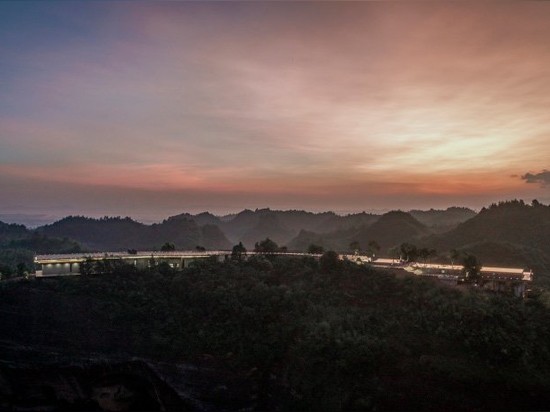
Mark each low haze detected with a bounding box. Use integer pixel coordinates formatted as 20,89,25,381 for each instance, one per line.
2,1,549,223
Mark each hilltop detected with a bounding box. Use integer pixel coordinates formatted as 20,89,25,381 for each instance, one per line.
287,210,431,252
409,207,477,232
171,207,470,250
3,207,473,254
38,215,232,251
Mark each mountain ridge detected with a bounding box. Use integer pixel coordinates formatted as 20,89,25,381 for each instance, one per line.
3,201,550,282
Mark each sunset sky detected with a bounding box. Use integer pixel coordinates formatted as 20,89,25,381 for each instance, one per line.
1,1,550,224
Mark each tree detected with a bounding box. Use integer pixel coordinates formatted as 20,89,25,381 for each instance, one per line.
157,261,174,276
160,242,175,251
400,243,419,262
389,246,400,261
319,250,341,273
418,247,437,262
93,259,109,274
366,240,381,258
307,243,325,254
349,241,361,255
80,258,94,275
0,263,13,280
16,262,28,277
449,249,461,266
462,254,482,284
232,242,247,261
254,238,279,253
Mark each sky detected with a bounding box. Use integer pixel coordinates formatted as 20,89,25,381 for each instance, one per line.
1,1,550,225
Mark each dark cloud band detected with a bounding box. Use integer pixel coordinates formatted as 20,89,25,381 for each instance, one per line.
522,170,550,187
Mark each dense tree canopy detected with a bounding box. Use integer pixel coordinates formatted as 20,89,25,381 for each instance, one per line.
254,237,280,253
160,242,176,251
462,253,482,284
307,243,325,254
3,256,550,410
2,256,550,410
231,242,247,261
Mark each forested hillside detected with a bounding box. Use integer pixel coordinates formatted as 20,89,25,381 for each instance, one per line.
2,256,550,410
409,207,477,231
288,210,431,252
30,207,477,253
214,209,341,247
353,210,432,249
419,200,550,282
209,208,461,248
0,221,83,279
0,222,29,244
38,216,232,251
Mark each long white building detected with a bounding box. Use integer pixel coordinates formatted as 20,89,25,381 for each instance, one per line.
34,251,534,297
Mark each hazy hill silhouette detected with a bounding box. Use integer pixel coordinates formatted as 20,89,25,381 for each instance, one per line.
167,211,222,227
312,212,379,233
288,211,431,252
215,208,337,245
240,214,294,248
0,220,82,254
38,216,231,251
353,210,432,250
170,208,473,250
287,227,358,252
409,207,476,231
150,218,231,251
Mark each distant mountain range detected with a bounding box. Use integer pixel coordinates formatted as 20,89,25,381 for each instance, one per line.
1,206,474,254
2,201,550,283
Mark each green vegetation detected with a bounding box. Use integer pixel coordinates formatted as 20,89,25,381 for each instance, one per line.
307,243,324,254
2,255,550,410
0,249,34,279
160,242,176,251
231,242,247,261
254,237,281,253
349,240,361,254
423,199,550,284
366,240,381,257
448,249,482,284
38,215,232,251
409,207,477,229
0,221,83,279
462,253,482,284
398,242,437,263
